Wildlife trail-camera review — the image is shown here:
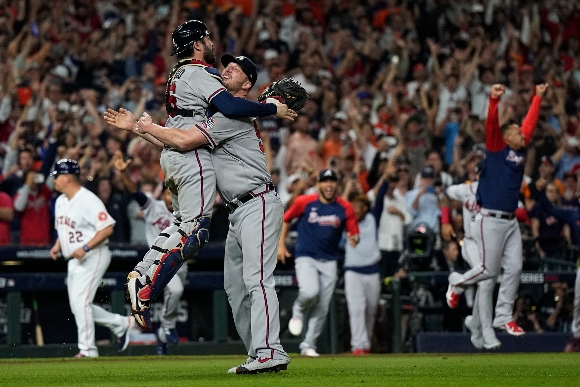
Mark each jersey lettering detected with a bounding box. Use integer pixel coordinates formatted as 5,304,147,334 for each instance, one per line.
56,216,76,228
506,150,525,165
152,217,171,232
307,211,341,227
69,231,83,243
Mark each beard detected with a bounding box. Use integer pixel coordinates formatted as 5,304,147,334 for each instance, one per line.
202,42,216,64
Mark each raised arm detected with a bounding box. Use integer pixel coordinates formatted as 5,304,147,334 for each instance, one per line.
521,84,547,146
135,113,208,150
485,84,505,152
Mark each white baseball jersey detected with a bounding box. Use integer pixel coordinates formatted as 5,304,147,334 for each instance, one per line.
141,193,174,246
445,181,479,238
55,187,116,258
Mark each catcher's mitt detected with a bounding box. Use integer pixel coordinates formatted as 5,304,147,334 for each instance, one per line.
258,78,308,111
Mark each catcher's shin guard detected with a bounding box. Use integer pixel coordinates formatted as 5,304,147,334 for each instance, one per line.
148,216,211,300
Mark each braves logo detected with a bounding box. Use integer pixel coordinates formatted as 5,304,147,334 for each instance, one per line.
506,150,525,165
308,211,341,227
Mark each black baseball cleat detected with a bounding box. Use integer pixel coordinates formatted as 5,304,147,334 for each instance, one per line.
235,357,290,374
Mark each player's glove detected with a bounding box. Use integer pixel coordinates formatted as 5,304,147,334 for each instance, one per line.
258,78,308,111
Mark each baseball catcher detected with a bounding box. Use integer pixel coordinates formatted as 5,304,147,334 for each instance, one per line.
258,78,308,111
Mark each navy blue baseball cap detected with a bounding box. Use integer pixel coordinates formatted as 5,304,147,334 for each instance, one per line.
50,159,80,177
221,54,258,87
421,166,435,178
318,169,339,182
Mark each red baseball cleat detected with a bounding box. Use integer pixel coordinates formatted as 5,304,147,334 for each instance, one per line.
446,284,461,309
495,321,525,336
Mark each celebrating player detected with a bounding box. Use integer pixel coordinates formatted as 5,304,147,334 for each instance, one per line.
132,55,293,374
49,159,135,358
278,169,360,357
444,162,500,349
112,151,185,355
446,83,548,337
104,20,295,329
534,178,580,352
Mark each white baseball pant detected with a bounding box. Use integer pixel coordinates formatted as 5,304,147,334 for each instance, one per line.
345,270,380,351
67,247,129,357
293,257,338,351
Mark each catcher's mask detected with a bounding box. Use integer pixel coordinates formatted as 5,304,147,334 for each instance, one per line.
221,54,257,88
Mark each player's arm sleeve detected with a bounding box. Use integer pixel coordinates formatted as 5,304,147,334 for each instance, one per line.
537,192,579,225
521,95,542,146
132,190,149,208
86,199,116,231
485,96,505,152
445,185,464,202
371,180,389,224
211,91,277,118
13,185,30,212
343,202,360,236
283,195,308,222
194,114,239,148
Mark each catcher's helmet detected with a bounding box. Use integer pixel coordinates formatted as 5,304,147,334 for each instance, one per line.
171,20,210,56
50,159,80,177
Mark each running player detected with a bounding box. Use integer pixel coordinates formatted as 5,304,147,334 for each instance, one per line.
104,20,295,329
446,83,548,336
112,151,185,355
49,159,135,358
278,169,360,357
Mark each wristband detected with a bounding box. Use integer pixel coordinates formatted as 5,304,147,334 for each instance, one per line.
440,205,451,224
82,244,91,253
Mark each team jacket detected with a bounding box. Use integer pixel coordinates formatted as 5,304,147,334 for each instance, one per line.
476,94,541,212
284,194,359,261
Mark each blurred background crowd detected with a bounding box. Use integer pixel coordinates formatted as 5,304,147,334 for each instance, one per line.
0,0,579,332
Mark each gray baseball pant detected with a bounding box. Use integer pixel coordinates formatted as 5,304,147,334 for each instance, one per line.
223,192,288,359
293,257,338,351
345,271,380,351
451,211,522,324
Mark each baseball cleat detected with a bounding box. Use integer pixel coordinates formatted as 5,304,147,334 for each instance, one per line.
446,285,461,309
118,317,136,352
158,327,179,345
300,347,320,357
228,356,256,373
352,348,370,355
288,317,303,336
494,321,525,336
127,278,151,328
157,341,167,355
564,337,580,352
235,357,290,374
483,335,501,350
73,353,88,358
464,315,483,350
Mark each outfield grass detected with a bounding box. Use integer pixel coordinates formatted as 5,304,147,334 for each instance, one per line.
1,353,579,387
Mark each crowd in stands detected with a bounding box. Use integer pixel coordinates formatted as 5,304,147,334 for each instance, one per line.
0,0,579,330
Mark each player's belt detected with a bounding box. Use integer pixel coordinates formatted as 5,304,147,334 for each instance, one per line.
482,209,515,220
224,183,276,214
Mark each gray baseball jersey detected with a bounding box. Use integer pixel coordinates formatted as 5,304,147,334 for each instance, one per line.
196,113,271,201
198,112,288,360
141,194,174,246
446,181,479,240
162,61,224,221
